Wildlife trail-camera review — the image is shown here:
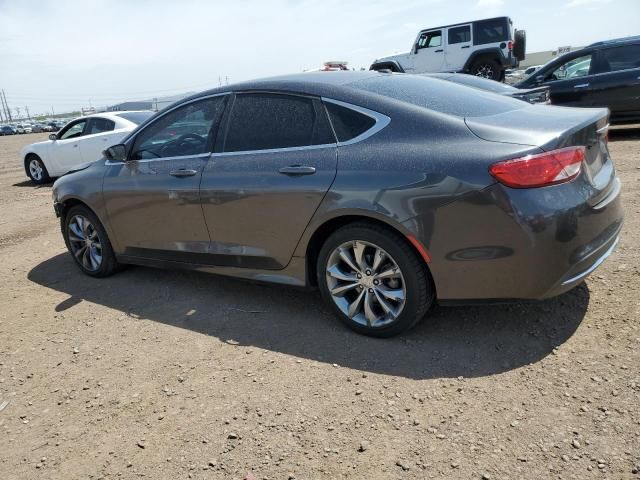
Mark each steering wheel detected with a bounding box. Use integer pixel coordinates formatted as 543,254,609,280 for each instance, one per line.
160,133,205,157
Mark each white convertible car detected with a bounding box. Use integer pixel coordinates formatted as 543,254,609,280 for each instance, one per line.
21,111,154,184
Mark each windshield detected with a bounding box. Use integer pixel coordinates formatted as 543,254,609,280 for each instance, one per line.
115,111,155,125
350,74,525,117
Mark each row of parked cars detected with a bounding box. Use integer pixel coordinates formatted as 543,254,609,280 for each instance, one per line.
0,121,63,136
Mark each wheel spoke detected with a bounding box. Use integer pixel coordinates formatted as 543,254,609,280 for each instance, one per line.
327,264,358,282
347,289,366,318
330,282,360,297
375,266,400,280
363,290,378,326
352,241,368,270
377,286,405,302
82,246,92,269
70,222,85,241
338,247,360,273
373,289,397,318
74,245,87,260
371,248,385,272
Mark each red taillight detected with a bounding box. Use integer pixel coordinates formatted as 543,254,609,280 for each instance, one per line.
508,41,513,50
489,146,585,188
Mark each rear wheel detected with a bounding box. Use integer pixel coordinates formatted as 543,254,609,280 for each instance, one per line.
471,58,502,81
62,205,121,277
317,222,434,337
25,154,50,184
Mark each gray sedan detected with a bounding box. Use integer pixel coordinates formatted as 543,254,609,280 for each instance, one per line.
52,72,622,337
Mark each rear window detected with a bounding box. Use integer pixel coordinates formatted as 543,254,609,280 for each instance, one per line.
115,111,154,125
350,75,526,118
474,18,509,45
598,44,640,73
325,102,376,142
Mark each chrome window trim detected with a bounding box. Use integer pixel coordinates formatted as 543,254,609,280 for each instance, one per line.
321,97,391,146
211,142,335,157
105,152,211,166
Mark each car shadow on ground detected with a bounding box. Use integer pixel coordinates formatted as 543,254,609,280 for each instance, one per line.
12,180,53,188
28,253,589,380
609,126,640,141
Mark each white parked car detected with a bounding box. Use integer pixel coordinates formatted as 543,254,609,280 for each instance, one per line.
23,124,33,134
15,124,26,134
21,111,154,184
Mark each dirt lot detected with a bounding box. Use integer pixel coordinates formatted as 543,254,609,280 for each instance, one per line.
0,130,638,480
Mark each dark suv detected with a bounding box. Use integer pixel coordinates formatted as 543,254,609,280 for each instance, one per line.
515,36,640,124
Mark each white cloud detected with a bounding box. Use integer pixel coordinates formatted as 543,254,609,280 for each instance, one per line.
566,0,612,7
476,0,505,7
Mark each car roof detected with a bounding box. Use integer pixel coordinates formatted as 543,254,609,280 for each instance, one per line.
588,35,640,48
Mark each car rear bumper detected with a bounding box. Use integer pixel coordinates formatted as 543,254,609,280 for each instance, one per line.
404,175,623,301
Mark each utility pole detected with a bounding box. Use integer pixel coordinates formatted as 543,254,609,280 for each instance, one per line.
15,106,21,120
25,106,31,121
2,90,12,122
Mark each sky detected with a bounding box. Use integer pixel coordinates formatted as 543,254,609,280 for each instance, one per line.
0,0,638,116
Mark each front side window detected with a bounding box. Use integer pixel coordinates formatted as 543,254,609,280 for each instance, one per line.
448,25,471,45
598,44,640,73
417,30,442,50
59,120,87,140
130,96,227,160
86,117,115,135
223,93,334,153
474,18,508,45
547,54,593,81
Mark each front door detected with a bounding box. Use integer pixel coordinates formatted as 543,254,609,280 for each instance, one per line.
413,30,446,73
200,92,338,270
445,24,472,71
102,95,228,259
542,52,595,106
80,117,118,163
53,119,87,172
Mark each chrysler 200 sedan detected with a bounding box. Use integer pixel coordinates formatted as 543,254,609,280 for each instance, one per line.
51,72,623,337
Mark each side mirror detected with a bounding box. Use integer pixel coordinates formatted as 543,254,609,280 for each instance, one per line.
49,133,57,141
535,75,545,84
103,144,127,162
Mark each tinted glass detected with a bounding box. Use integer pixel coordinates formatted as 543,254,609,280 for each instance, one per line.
116,111,155,125
87,117,115,134
598,44,640,73
474,18,508,45
325,103,376,142
131,96,226,160
547,54,592,81
417,30,442,49
223,94,334,152
59,120,87,140
448,25,471,45
351,75,526,117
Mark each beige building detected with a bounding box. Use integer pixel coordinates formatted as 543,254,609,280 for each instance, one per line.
519,46,584,69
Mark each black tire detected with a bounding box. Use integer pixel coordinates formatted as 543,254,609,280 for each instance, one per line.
470,58,502,81
62,204,121,278
25,154,50,185
513,30,526,61
317,222,434,337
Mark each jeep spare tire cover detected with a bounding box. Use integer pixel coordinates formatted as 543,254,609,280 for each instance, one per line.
514,30,526,61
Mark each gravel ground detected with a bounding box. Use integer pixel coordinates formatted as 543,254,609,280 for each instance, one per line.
0,130,638,480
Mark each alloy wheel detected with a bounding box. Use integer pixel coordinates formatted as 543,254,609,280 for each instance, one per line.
67,215,103,271
325,240,406,328
475,64,495,79
29,159,44,181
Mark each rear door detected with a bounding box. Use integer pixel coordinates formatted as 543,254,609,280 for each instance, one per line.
80,117,117,162
445,24,472,71
588,43,640,122
199,92,337,270
413,30,446,72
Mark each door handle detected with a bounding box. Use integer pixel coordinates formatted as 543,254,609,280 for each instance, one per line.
461,45,470,49
73,144,78,148
170,168,198,177
278,165,316,176
574,83,590,89
435,49,444,53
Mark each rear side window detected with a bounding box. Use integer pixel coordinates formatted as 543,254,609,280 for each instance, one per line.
223,94,335,152
598,44,640,73
474,18,508,45
87,117,115,134
351,75,526,118
325,102,376,142
448,25,471,45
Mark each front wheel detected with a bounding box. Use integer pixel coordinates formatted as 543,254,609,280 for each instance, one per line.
317,223,434,337
62,205,121,277
470,59,502,81
26,155,50,184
